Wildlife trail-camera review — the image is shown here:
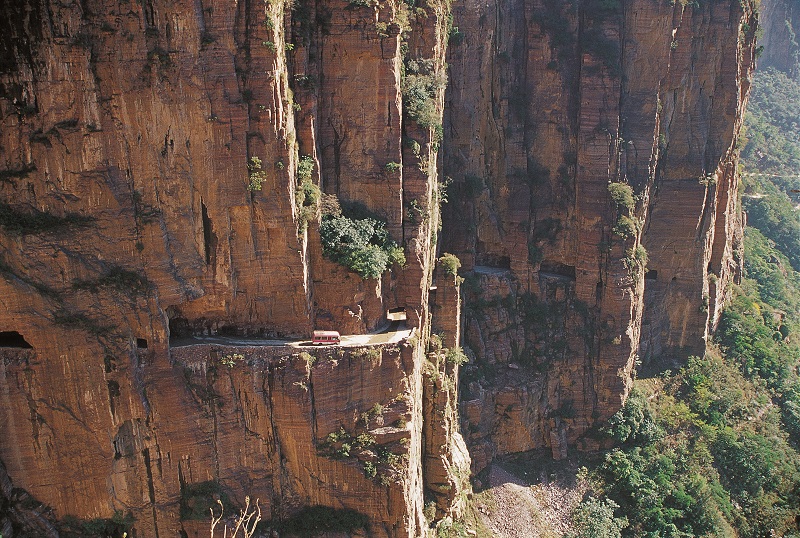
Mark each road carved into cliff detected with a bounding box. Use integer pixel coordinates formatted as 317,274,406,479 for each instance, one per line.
170,321,412,349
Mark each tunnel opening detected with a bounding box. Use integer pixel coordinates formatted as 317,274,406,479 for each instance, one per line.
0,331,33,348
476,253,511,269
167,306,192,340
539,261,576,281
387,307,407,321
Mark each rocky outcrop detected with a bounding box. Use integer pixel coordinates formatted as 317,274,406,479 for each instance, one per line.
443,0,757,467
422,351,470,520
0,0,758,533
0,0,460,535
758,0,800,76
2,341,426,537
425,269,469,517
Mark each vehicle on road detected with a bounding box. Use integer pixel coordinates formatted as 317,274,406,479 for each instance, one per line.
312,330,341,345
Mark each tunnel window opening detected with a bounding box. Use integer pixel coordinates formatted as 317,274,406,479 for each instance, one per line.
0,331,33,348
217,325,240,336
539,261,576,281
476,253,511,270
136,338,148,349
645,269,658,280
387,307,407,321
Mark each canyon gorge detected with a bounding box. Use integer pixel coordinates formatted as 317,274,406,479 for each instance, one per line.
0,0,763,535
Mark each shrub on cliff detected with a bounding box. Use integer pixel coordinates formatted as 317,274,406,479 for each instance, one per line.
246,156,267,191
623,245,648,276
444,347,469,365
612,215,637,239
402,58,447,130
438,252,461,277
295,156,320,230
605,389,663,445
565,497,628,538
607,182,634,212
319,214,404,279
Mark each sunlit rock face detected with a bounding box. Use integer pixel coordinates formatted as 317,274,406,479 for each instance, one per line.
0,0,463,534
442,0,756,469
0,0,756,534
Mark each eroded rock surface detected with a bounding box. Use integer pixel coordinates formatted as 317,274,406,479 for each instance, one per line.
443,0,757,468
0,0,757,534
0,0,458,535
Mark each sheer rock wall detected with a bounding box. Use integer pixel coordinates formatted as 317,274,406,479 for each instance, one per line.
0,0,461,535
0,0,757,533
443,0,757,468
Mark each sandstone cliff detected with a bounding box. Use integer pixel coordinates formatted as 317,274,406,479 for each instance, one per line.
0,0,467,535
758,0,800,76
0,0,758,535
443,0,757,469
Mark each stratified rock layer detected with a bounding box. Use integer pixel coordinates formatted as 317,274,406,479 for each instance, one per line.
443,0,757,467
0,0,459,535
2,342,426,537
0,0,757,534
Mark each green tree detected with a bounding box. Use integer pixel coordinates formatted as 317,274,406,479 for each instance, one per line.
319,214,404,279
566,498,628,538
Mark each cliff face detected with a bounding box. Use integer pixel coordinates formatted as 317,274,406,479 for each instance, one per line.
0,0,756,534
0,0,468,535
3,342,428,537
758,0,800,76
443,0,757,468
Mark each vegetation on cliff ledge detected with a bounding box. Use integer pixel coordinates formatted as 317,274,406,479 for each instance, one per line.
567,68,800,537
319,200,405,279
402,57,447,136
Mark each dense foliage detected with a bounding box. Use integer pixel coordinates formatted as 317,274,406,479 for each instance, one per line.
319,213,405,279
594,342,800,537
402,58,447,132
741,68,800,177
569,64,800,538
742,179,800,270
741,68,800,270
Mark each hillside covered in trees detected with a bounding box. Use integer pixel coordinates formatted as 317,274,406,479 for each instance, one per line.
558,51,800,538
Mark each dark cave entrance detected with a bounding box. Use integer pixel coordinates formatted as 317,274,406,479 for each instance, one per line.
0,331,33,348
